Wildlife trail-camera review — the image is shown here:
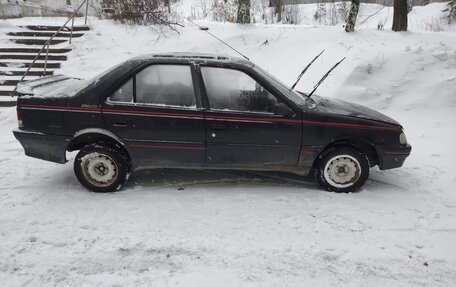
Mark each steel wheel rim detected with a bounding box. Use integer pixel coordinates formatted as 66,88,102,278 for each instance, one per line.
81,153,119,187
323,155,361,188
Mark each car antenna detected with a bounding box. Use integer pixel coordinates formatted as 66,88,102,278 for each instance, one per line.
291,49,325,90
307,57,346,98
186,18,250,61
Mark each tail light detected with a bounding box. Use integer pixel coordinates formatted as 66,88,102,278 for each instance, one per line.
17,109,23,128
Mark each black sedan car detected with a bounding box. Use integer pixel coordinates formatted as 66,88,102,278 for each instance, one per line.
13,53,411,193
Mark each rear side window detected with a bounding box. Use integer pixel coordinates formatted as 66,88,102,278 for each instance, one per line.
108,65,196,108
136,65,195,107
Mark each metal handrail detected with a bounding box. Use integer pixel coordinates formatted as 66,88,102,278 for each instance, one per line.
13,0,90,93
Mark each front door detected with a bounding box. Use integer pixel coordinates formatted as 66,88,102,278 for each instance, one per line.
199,66,302,166
102,64,205,167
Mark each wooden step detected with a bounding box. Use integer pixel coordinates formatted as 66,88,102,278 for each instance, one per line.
10,39,67,45
0,90,14,94
0,93,17,106
0,62,61,68
0,90,16,95
0,97,17,107
0,79,21,86
21,25,90,31
0,54,67,61
7,31,85,38
0,70,54,76
0,48,72,54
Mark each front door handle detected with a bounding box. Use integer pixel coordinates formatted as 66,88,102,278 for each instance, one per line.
212,123,226,131
113,122,127,127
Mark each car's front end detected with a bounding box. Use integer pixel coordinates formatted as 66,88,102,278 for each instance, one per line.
306,95,412,170
376,129,412,170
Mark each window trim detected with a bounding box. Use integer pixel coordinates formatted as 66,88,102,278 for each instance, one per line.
105,99,204,111
199,65,289,116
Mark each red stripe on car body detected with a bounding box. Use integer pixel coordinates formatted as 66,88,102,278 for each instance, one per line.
20,104,100,111
384,151,409,155
103,109,204,119
129,144,206,150
302,120,398,131
205,114,301,124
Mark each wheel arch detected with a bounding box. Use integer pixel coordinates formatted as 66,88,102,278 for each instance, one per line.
314,137,379,168
67,128,132,161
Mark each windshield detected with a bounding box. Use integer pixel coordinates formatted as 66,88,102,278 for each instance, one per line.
253,64,306,106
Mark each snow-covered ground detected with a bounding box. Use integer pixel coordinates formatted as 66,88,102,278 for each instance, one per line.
1,2,456,286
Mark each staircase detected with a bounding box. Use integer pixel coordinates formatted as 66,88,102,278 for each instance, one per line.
0,24,90,106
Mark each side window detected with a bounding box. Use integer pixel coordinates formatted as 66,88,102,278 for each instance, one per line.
201,67,285,114
109,78,133,103
136,65,196,107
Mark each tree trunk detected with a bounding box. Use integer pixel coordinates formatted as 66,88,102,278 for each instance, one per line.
392,0,408,31
164,0,171,13
276,0,283,22
345,0,360,32
237,0,251,24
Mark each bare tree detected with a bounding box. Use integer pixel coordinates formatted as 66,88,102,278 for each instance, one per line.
237,0,251,24
275,0,283,22
164,0,171,13
269,0,284,22
99,0,182,33
392,0,408,31
345,0,360,32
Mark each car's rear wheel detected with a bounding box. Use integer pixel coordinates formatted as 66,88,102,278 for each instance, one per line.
314,147,370,193
74,143,130,192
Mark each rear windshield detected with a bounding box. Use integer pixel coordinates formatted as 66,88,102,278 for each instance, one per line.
82,60,127,88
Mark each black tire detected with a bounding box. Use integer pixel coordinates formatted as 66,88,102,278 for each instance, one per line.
74,143,130,192
314,146,370,193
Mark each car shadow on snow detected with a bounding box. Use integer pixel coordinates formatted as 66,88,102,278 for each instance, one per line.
124,168,320,192
124,168,411,194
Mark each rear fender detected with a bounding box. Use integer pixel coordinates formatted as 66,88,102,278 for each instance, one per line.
68,128,133,161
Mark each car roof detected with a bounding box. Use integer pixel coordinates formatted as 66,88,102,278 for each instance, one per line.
131,52,252,66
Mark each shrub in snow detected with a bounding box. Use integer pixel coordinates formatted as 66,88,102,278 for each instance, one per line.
314,3,327,24
211,0,237,22
314,2,350,26
424,17,444,32
283,3,301,24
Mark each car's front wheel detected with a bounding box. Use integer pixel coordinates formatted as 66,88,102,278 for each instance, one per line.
314,147,370,193
74,143,130,192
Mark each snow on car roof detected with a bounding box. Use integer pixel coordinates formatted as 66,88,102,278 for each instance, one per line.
130,52,250,65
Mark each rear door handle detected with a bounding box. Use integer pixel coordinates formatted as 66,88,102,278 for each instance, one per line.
113,122,127,127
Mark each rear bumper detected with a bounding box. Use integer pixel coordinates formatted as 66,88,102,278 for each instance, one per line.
13,129,70,164
377,144,412,170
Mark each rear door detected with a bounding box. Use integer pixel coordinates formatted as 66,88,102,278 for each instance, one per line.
199,65,302,166
101,64,206,167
